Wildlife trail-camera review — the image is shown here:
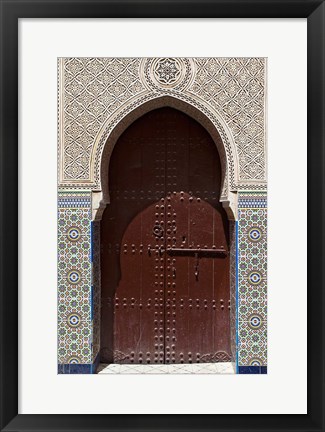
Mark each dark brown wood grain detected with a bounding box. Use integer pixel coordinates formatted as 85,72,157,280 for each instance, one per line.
100,107,230,364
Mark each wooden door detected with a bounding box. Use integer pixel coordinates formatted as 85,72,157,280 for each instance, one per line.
100,107,230,364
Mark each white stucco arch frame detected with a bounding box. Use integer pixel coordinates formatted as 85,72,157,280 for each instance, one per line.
90,92,240,221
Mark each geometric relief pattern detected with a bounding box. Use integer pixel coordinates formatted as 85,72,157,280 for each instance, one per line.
237,191,267,370
59,57,266,188
57,190,93,367
189,58,266,181
61,58,145,181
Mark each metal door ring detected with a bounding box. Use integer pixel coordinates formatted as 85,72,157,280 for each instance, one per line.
153,225,164,237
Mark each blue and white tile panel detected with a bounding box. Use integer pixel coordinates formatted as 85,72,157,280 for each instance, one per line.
57,190,99,373
237,191,267,374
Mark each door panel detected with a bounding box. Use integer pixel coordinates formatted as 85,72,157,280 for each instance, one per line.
100,107,230,364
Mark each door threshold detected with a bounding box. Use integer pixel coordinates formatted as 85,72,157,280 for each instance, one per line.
97,362,235,374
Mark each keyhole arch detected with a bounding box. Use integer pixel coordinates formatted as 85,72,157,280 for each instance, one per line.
100,106,232,364
91,95,239,222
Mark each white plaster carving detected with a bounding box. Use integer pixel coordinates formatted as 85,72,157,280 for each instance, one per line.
58,57,267,193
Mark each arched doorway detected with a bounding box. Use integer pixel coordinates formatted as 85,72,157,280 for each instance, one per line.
100,107,231,364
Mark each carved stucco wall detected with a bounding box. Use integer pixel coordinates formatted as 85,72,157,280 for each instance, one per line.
58,57,266,192
58,57,267,374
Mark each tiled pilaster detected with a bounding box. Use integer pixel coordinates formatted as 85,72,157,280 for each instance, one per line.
237,191,267,374
57,190,97,373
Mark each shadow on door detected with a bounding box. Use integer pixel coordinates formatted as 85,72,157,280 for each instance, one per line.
100,107,230,364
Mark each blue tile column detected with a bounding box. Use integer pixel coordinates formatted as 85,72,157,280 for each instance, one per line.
237,191,267,374
57,190,96,374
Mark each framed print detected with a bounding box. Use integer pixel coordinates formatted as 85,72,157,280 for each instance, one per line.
57,55,267,376
1,0,324,431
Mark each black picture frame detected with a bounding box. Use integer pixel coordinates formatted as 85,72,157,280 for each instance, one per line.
1,1,324,431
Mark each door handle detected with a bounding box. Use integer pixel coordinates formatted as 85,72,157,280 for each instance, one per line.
166,247,228,257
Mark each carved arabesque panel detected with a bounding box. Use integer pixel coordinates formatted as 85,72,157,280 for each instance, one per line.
61,58,145,181
59,57,266,190
188,58,266,181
